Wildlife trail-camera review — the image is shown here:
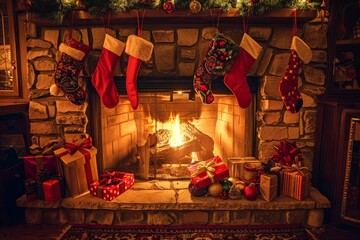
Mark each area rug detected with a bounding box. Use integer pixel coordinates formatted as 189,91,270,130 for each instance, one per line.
57,224,317,240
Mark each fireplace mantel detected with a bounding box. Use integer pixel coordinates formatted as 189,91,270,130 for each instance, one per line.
22,9,317,27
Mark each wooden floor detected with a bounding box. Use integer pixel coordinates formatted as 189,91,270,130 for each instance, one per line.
0,223,360,240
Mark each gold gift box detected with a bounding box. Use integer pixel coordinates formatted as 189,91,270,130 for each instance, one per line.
260,174,278,202
227,157,261,180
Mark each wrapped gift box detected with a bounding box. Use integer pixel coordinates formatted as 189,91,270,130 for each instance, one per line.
90,172,134,201
43,179,61,202
24,155,60,179
54,139,98,198
259,174,278,202
227,157,261,180
281,171,311,201
188,156,229,190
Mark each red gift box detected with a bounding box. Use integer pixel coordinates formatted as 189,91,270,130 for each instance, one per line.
188,156,229,190
43,179,62,202
282,170,311,201
24,155,60,179
90,171,134,201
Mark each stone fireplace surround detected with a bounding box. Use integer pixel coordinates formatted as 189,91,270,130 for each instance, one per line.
18,10,330,227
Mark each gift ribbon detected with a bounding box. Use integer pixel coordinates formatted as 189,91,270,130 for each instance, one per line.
271,140,303,167
190,158,224,184
99,170,122,186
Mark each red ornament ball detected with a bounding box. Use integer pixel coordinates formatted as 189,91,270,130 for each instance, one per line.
188,182,207,197
163,1,175,14
243,184,259,201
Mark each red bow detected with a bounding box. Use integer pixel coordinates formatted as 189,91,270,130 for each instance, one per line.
64,138,92,154
271,141,303,167
99,170,122,185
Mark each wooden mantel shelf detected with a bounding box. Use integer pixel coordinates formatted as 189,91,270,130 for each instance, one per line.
25,9,317,27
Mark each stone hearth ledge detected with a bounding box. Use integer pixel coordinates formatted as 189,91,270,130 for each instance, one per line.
17,180,330,211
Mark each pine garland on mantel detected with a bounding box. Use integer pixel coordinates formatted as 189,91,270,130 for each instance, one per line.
19,0,323,23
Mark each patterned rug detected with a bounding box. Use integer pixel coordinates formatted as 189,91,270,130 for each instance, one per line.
57,224,317,240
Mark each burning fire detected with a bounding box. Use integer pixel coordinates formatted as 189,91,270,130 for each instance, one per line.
169,114,183,147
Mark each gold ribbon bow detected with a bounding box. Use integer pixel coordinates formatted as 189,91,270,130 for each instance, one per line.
282,162,309,175
190,159,224,183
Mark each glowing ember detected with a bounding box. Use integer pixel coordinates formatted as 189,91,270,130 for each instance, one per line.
169,114,183,147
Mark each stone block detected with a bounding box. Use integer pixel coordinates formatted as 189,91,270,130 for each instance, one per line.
118,28,137,39
25,208,43,224
86,210,114,225
258,141,278,162
179,62,196,76
140,31,151,41
181,211,208,224
28,63,35,89
91,28,116,49
177,29,199,46
118,211,144,224
304,110,317,134
223,29,242,45
27,39,52,48
300,149,313,171
302,84,325,95
43,29,60,48
302,93,317,107
26,21,37,38
30,121,59,134
56,100,87,113
233,211,251,224
29,101,48,119
261,76,282,99
36,73,54,89
259,126,288,140
30,89,51,99
64,133,87,143
303,23,328,49
201,27,217,40
260,100,284,111
256,48,273,76
48,105,56,118
268,53,290,76
152,30,174,42
288,127,300,139
58,209,84,224
306,209,324,228
43,209,59,224
303,66,325,85
61,29,82,43
284,210,305,224
311,50,327,63
180,48,197,60
212,211,230,224
249,26,272,41
263,112,281,125
39,136,59,148
270,27,293,49
147,211,177,225
63,126,85,133
284,111,300,124
27,48,51,60
56,113,87,125
154,44,176,73
248,46,264,75
252,210,282,224
32,57,56,71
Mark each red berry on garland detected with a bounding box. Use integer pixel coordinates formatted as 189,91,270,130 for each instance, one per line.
218,190,228,200
163,1,174,14
244,184,259,201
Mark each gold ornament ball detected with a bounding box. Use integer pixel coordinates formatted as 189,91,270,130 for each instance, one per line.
227,177,240,185
190,0,201,14
208,182,223,197
235,181,246,192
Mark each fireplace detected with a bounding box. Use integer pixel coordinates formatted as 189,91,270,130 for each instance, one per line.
88,76,258,180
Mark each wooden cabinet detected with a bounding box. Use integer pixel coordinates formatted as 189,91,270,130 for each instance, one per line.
313,0,360,227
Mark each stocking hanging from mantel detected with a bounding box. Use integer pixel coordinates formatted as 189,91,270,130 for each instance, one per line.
125,10,154,110
279,10,312,113
92,14,126,109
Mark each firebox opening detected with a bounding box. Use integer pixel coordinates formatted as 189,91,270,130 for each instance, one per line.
98,84,257,180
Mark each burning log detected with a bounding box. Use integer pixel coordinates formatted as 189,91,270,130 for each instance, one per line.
184,122,214,161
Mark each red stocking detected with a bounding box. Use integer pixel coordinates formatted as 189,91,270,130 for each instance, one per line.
279,36,312,113
125,35,154,110
224,33,262,109
92,34,125,108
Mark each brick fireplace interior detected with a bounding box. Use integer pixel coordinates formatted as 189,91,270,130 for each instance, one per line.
3,9,332,226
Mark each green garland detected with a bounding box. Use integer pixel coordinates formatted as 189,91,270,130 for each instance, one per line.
26,0,322,24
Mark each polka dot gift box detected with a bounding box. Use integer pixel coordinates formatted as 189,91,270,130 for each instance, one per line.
90,171,134,201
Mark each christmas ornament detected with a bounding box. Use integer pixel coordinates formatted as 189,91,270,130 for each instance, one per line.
224,33,262,109
163,1,174,14
18,0,32,11
218,190,228,200
188,182,207,197
220,179,233,192
227,177,240,186
76,0,86,9
235,181,246,192
229,185,242,200
279,36,312,113
92,34,125,108
208,182,223,197
243,184,259,201
189,0,201,13
54,37,90,105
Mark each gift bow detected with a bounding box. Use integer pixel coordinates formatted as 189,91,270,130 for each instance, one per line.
64,137,92,154
99,170,122,185
271,140,303,167
190,158,224,183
